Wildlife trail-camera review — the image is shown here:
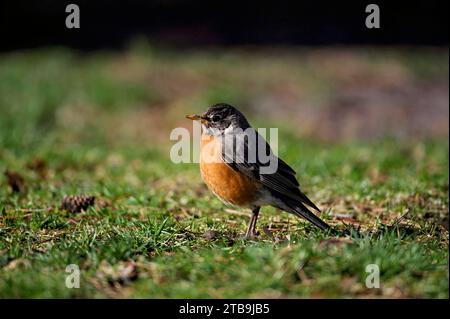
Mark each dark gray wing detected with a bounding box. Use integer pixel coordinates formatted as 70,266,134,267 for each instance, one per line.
220,130,320,212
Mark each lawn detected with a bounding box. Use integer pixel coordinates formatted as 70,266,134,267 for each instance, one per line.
0,44,448,298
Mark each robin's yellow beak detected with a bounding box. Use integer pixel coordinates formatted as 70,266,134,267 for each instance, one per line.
186,114,209,124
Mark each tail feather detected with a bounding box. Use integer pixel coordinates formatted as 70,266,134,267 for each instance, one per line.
298,191,321,212
284,201,330,231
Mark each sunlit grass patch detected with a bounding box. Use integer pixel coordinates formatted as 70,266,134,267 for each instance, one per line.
0,47,448,298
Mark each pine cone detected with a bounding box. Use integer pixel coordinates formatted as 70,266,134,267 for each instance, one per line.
61,195,95,213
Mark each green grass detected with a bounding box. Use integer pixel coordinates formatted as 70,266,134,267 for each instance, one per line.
0,46,448,298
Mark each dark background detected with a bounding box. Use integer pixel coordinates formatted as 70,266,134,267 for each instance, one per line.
0,0,448,52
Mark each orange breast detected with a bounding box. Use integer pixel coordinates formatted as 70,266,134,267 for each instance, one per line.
199,135,260,207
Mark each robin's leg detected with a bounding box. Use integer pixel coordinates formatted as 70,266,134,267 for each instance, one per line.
244,206,260,239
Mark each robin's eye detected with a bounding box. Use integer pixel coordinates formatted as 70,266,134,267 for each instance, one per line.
211,115,221,122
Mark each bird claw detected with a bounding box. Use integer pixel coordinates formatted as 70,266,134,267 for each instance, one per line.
238,232,258,241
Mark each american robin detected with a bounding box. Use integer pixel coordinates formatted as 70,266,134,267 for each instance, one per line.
186,103,330,238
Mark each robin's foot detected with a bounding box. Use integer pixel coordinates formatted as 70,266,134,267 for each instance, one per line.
243,230,258,240
241,206,260,240
237,231,258,241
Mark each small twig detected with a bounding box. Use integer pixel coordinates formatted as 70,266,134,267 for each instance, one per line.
390,211,410,228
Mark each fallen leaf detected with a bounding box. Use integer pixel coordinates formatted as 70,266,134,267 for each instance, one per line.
4,258,30,270
118,262,138,285
4,170,26,193
203,230,219,241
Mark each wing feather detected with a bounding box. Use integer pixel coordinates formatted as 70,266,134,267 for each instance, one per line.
221,130,320,212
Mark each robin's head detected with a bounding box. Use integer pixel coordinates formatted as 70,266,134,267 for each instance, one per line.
186,103,250,135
